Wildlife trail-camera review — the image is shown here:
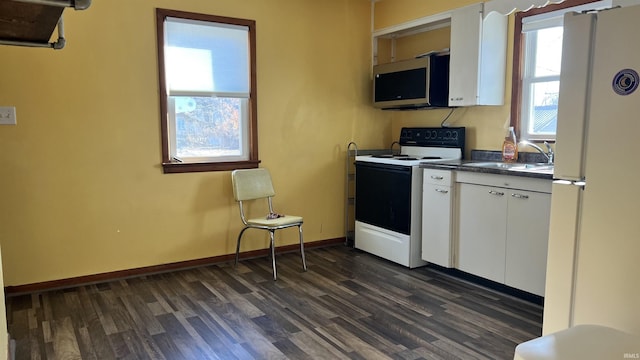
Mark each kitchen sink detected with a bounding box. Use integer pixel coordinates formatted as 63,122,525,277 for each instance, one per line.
464,162,525,169
464,162,554,174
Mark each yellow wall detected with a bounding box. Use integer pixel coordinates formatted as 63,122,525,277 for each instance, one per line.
375,29,450,68
373,0,512,159
0,0,388,286
0,0,526,288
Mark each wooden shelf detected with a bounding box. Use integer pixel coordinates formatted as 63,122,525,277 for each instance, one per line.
0,1,64,45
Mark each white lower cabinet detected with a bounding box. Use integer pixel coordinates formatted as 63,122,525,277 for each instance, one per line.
505,189,551,296
455,172,551,296
422,169,454,267
457,183,508,283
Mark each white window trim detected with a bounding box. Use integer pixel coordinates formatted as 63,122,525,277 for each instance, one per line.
167,96,250,163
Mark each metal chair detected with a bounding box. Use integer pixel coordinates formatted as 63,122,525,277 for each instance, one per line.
231,168,307,280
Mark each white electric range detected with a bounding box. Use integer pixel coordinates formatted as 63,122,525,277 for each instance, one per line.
354,127,465,268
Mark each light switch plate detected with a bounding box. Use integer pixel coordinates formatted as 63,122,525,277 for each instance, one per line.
0,106,16,125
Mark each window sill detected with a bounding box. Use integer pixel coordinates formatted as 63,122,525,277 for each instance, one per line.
162,160,260,174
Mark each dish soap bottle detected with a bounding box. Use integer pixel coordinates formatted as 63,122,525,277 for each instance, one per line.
502,126,518,163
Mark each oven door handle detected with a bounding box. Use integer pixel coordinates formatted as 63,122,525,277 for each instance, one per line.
354,161,413,174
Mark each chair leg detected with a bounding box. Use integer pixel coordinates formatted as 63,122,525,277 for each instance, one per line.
299,224,307,271
270,230,277,280
235,227,249,267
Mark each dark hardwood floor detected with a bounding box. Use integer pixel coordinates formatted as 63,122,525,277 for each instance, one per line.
6,245,542,359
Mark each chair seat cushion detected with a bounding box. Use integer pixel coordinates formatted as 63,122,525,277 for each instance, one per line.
247,215,303,227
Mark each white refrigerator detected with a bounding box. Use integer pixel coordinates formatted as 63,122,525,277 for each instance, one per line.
543,5,640,335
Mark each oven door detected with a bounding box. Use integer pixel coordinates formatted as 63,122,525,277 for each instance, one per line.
355,161,412,235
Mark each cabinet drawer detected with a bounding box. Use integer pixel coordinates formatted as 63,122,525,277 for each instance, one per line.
424,169,453,186
456,171,551,193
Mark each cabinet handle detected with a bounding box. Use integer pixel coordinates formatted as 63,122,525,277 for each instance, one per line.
435,189,449,194
511,193,529,199
431,175,444,180
488,190,504,196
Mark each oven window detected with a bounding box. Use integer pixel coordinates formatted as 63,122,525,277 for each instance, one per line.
355,162,412,235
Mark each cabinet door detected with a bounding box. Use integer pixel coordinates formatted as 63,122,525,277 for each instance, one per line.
449,4,507,107
505,190,551,296
457,183,507,283
422,183,453,267
449,3,482,107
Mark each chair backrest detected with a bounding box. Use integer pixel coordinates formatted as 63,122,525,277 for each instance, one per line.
231,168,276,201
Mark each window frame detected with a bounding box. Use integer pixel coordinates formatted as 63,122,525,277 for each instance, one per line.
510,0,600,142
156,8,259,174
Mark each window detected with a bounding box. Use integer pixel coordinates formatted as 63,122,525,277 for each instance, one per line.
520,23,563,141
156,9,258,173
511,0,610,141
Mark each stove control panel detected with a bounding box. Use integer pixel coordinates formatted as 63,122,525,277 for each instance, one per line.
399,127,466,149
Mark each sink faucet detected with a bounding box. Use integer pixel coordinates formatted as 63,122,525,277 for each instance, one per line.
390,141,401,155
519,140,554,164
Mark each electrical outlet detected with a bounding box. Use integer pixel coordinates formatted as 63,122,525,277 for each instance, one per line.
0,106,17,125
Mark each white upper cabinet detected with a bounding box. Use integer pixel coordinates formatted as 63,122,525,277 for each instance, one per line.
372,3,508,107
449,3,507,106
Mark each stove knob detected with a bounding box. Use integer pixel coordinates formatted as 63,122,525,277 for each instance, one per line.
425,132,431,139
452,132,458,139
431,130,437,139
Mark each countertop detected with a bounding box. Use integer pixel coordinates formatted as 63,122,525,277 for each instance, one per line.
420,159,553,180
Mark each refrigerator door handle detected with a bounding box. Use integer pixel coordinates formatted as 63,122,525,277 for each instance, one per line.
553,179,586,189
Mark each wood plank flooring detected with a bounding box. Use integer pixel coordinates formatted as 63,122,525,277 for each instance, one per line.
6,246,542,359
